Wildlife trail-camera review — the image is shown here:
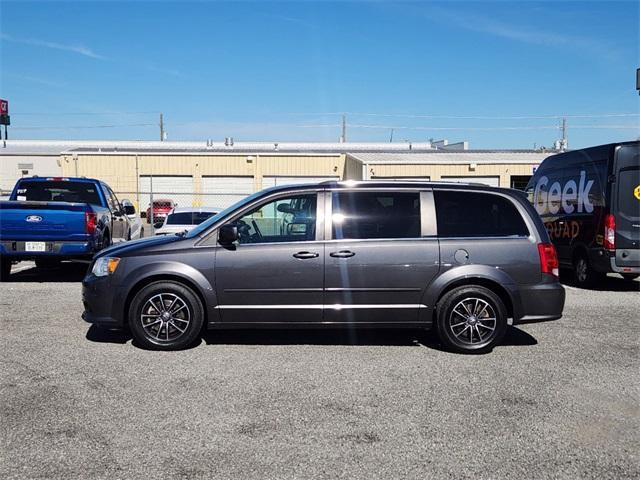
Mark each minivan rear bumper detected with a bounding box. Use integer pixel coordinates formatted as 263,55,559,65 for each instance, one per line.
514,280,565,325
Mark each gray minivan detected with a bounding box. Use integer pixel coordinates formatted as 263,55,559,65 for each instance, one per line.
82,181,565,353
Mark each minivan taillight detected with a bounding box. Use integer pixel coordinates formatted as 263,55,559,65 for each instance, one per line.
538,243,559,277
603,213,615,251
85,212,97,234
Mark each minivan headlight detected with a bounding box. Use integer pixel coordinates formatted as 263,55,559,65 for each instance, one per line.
92,257,121,277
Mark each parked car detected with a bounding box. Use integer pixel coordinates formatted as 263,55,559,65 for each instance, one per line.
0,176,131,280
526,141,639,287
121,199,144,239
145,199,176,224
82,180,565,352
155,207,222,236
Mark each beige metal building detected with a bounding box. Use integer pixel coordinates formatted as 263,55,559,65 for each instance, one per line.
0,140,553,207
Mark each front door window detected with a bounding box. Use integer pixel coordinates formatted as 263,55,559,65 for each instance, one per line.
235,194,317,244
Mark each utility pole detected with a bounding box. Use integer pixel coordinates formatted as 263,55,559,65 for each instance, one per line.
159,113,165,141
560,117,567,151
340,114,346,143
389,129,394,143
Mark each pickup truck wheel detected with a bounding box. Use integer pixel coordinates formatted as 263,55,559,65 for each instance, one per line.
436,286,508,354
100,232,111,251
0,258,11,281
573,252,604,288
35,258,61,269
129,281,204,351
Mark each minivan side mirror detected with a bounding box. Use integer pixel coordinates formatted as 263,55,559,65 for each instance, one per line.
218,224,239,245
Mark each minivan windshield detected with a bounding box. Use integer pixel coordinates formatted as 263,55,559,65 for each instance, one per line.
185,190,267,238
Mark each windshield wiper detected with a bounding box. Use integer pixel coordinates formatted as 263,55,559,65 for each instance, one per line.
175,229,188,237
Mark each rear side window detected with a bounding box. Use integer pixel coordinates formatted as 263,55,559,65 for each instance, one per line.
332,191,421,239
167,211,217,225
13,181,101,205
434,190,529,238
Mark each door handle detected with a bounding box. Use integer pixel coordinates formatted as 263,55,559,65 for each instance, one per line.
330,250,355,258
293,251,319,259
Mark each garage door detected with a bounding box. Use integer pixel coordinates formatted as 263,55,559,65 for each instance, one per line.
139,175,194,210
262,176,339,188
201,176,255,208
441,176,500,187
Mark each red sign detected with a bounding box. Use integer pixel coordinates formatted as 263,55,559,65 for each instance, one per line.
0,99,7,115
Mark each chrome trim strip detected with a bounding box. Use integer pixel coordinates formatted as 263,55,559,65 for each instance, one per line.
224,288,323,293
215,304,427,310
325,287,422,292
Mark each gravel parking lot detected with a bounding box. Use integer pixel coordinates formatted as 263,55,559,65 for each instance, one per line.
1,263,638,479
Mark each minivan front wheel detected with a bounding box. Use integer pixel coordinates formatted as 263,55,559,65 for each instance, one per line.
436,286,508,354
129,281,204,350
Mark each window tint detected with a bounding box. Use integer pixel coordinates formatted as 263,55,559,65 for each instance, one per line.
235,193,316,244
14,181,101,205
167,211,217,225
434,190,529,238
617,168,639,220
332,191,420,240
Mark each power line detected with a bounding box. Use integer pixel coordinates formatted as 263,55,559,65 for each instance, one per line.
283,112,640,120
15,111,161,116
12,123,156,130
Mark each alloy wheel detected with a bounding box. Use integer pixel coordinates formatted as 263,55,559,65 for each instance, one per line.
140,293,191,343
448,297,497,346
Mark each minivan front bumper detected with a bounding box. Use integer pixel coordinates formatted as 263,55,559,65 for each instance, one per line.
515,279,565,324
82,273,126,328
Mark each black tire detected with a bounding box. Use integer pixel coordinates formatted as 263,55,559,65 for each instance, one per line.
100,231,111,251
35,258,61,269
129,281,204,350
436,285,508,354
0,257,11,281
140,227,145,238
573,251,605,288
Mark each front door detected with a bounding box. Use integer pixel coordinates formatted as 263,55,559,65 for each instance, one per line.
214,191,324,324
323,189,440,324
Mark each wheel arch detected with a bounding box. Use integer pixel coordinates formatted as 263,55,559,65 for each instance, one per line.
422,265,522,323
121,263,216,326
432,278,515,323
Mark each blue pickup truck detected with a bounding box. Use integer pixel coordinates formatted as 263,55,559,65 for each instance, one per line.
0,177,132,280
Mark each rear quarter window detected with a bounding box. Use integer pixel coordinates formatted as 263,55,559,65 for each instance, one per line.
434,190,529,238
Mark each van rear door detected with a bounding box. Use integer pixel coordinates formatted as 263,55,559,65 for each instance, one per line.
613,144,640,268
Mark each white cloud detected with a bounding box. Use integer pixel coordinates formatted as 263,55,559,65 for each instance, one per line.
0,33,104,59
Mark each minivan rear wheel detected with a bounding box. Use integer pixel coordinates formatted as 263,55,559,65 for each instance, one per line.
436,286,508,354
129,281,204,350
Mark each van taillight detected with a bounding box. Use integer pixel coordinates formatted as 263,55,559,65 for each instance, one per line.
85,212,97,234
604,214,615,251
538,243,559,277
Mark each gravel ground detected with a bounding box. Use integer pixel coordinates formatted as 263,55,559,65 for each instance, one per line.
1,262,638,479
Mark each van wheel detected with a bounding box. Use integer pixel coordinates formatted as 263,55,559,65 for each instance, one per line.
129,281,204,350
573,253,604,288
436,286,508,354
0,257,11,281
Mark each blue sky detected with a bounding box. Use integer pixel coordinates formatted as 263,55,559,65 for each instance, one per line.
1,0,638,148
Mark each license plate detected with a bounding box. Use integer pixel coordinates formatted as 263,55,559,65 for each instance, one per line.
25,242,46,252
